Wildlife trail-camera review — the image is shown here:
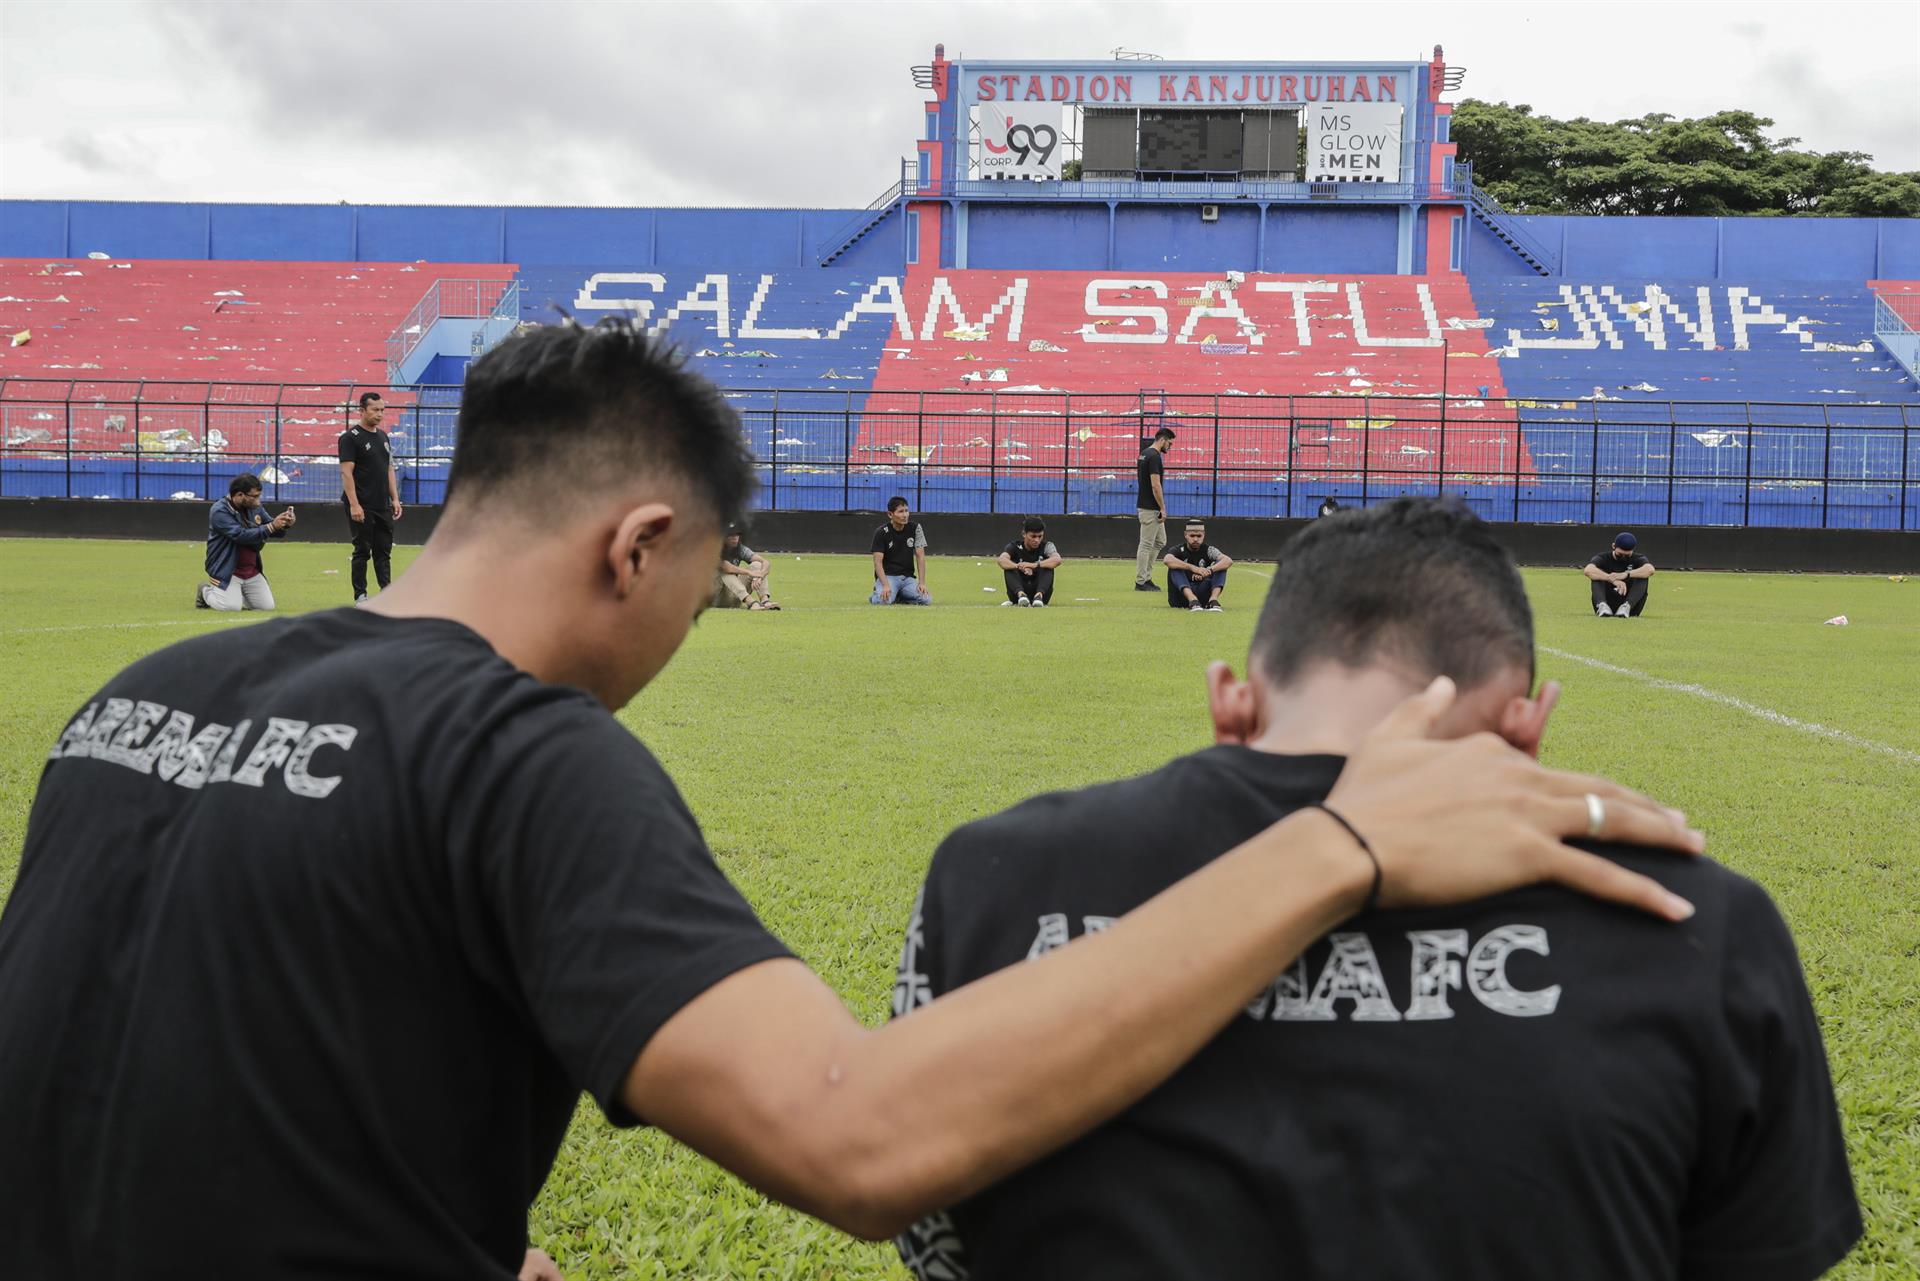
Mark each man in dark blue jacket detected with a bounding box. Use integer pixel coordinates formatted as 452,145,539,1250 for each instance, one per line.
198,473,295,612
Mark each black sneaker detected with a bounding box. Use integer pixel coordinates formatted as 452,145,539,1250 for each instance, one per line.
1134,580,1159,592
193,584,210,610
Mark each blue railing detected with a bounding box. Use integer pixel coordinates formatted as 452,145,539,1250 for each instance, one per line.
4,380,1916,529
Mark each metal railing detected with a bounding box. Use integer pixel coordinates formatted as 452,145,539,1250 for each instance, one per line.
384,278,520,376
2,379,1916,530
1872,288,1920,384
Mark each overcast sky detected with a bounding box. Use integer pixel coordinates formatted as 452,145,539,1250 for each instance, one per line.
3,0,1916,209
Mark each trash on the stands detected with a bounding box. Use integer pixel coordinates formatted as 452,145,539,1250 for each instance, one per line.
9,330,28,347
1823,615,1849,626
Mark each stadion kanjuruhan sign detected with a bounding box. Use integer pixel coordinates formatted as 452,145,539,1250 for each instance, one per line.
959,62,1413,107
973,103,1065,179
1306,104,1404,182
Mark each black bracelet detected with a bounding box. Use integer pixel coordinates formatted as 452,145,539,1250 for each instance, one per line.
1309,802,1382,915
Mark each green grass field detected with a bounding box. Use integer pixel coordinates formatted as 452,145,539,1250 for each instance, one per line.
2,537,1916,1280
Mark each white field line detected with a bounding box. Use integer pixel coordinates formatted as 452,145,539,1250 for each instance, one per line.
0,619,246,638
1540,645,1920,767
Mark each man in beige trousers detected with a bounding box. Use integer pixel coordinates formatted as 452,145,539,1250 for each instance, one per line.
1135,427,1174,591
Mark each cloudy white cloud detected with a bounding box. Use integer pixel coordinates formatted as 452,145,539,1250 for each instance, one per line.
3,0,1915,209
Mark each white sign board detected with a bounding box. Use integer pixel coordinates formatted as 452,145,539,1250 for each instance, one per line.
1306,104,1403,182
974,102,1064,179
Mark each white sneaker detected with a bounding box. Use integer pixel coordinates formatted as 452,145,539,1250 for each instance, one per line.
1001,600,1014,607
1594,604,1611,616
1032,598,1045,608
1190,602,1203,611
1017,594,1030,607
1207,602,1223,612
356,593,369,603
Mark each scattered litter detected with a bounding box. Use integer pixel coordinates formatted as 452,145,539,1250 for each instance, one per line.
212,290,244,297
1890,576,1907,584
9,330,28,347
61,271,82,276
818,369,861,380
1813,341,1873,352
0,296,19,302
87,251,111,260
1341,366,1362,376
944,325,988,341
982,586,995,592
1447,350,1480,358
1225,270,1245,285
1538,318,1560,331
170,490,198,500
1823,615,1849,626
50,295,68,303
1398,444,1431,455
1445,317,1494,329
1201,341,1248,355
323,569,339,575
1073,598,1100,602
1028,339,1068,352
1622,382,1661,393
694,348,720,357
1349,378,1373,388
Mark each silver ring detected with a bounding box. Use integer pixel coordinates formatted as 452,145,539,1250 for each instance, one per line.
1584,792,1606,839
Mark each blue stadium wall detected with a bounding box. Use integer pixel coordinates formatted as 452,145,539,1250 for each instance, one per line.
5,200,1918,279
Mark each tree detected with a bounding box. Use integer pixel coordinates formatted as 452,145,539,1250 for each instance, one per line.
1452,100,1920,216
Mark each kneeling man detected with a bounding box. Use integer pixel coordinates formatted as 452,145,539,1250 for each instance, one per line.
1585,531,1654,616
895,497,1858,1281
997,518,1062,607
197,473,293,612
1164,521,1232,611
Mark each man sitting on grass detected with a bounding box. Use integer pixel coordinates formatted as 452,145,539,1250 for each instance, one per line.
196,472,294,612
895,497,1859,1281
715,526,778,611
1164,521,1233,611
997,518,1062,607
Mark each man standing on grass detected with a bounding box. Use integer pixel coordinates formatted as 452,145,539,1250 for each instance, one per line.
196,472,295,612
871,496,932,605
339,391,402,602
895,497,1858,1281
1165,521,1233,611
0,322,1704,1281
715,526,778,611
1135,427,1174,592
997,518,1062,607
1585,531,1654,617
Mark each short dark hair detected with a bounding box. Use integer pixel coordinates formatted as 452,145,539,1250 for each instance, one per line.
357,392,384,409
886,496,909,513
1022,517,1045,533
1152,427,1176,442
1250,497,1533,690
228,473,262,496
447,318,755,528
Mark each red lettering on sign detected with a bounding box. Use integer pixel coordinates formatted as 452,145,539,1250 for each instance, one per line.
1090,75,1109,101
1051,75,1070,99
1184,75,1203,101
1025,75,1044,100
1378,76,1397,101
978,75,997,101
1209,74,1228,100
1160,74,1177,100
1303,75,1323,101
1278,75,1298,100
1074,74,1084,101
1255,76,1274,102
1232,74,1250,102
1352,77,1372,101
1115,75,1133,101
1001,75,1019,99
1328,77,1346,102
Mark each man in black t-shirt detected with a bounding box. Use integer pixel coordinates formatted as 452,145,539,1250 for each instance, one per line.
1163,520,1234,610
1586,531,1655,616
870,495,932,604
896,498,1858,1281
338,391,403,601
0,324,1711,1281
996,517,1062,606
1134,427,1174,590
